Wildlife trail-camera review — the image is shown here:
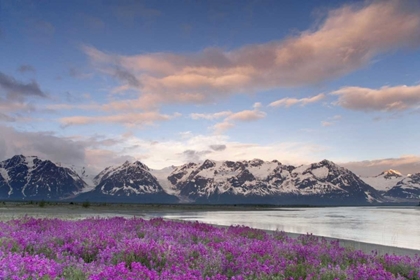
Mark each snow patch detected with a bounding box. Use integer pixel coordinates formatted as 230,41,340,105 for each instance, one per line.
365,191,375,202
361,176,404,192
311,166,329,179
150,167,179,195
248,161,278,180
0,168,10,183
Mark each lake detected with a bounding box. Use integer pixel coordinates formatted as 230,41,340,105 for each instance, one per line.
1,205,419,251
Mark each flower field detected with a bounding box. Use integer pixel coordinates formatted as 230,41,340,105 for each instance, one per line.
0,217,419,279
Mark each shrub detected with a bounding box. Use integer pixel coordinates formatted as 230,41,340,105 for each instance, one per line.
82,200,90,208
39,200,46,207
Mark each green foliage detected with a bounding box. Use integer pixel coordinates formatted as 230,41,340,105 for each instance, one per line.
112,251,167,271
379,257,420,280
39,200,46,207
60,267,88,280
82,200,90,208
320,273,347,280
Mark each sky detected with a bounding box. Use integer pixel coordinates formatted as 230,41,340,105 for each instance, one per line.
0,0,419,176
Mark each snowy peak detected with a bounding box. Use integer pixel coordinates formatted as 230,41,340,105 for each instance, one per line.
249,158,265,167
0,155,86,199
384,173,420,199
361,169,406,192
379,169,403,178
1,155,416,204
92,160,167,197
360,168,420,199
167,159,381,204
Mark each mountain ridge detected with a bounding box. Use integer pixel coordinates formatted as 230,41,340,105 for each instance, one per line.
0,155,419,204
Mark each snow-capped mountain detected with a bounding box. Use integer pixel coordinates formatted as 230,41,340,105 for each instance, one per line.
0,155,86,199
79,161,178,203
360,169,420,199
361,169,405,192
385,173,420,199
167,159,381,204
0,154,417,204
63,164,97,192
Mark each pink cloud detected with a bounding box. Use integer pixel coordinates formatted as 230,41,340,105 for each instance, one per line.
269,93,325,108
332,84,420,111
208,103,267,134
84,1,420,108
60,111,179,127
321,121,333,127
190,111,232,120
341,155,420,177
211,121,234,134
226,110,266,121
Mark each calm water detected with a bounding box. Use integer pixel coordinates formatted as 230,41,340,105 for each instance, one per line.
156,207,420,250
1,206,419,250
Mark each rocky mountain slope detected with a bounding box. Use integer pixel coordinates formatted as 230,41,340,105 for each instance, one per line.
77,161,178,203
0,155,418,204
361,169,405,192
0,155,86,199
361,169,420,199
167,159,382,205
384,173,420,199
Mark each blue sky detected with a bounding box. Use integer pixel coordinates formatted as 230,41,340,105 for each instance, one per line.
0,0,419,176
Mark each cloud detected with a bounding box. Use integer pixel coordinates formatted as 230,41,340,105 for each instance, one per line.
17,65,36,74
190,111,232,120
113,68,141,87
225,109,266,121
341,155,420,177
212,121,234,134
0,125,85,166
68,67,93,79
120,133,327,169
182,149,212,162
0,72,46,119
85,149,134,172
209,144,226,151
1,125,418,175
0,71,46,100
269,93,325,108
205,103,267,133
331,84,420,112
0,125,138,174
321,114,342,127
253,102,263,109
0,113,15,122
191,104,266,122
178,131,193,139
60,111,180,127
84,1,420,108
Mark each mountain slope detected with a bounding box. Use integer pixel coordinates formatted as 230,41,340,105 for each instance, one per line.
0,155,86,200
361,169,405,192
385,173,420,199
167,159,382,205
79,161,178,203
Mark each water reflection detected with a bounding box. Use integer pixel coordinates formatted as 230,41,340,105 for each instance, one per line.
160,207,420,250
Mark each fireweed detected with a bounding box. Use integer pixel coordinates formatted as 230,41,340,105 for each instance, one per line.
0,217,419,279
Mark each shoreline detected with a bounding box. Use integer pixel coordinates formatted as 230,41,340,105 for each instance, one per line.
0,204,419,257
163,218,420,258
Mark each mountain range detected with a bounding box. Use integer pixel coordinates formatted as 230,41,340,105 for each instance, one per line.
0,155,419,205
